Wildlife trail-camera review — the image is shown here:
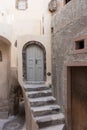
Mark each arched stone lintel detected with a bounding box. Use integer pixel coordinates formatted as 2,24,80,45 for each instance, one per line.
0,35,11,46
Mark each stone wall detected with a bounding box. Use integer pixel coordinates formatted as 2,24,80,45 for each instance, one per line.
20,84,38,130
9,67,21,115
0,42,10,99
52,0,87,110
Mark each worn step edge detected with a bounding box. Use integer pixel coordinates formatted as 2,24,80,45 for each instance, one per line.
24,85,50,91
29,96,56,106
35,113,65,128
39,124,65,130
32,105,60,116
27,90,52,98
29,96,56,102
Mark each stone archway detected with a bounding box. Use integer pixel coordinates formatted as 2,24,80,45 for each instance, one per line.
22,41,46,82
0,36,11,119
0,36,11,99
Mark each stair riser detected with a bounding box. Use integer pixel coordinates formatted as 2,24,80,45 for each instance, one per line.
37,119,65,128
25,84,65,129
0,109,9,112
0,106,9,114
28,92,52,98
25,87,50,92
33,109,60,117
0,104,9,106
0,106,9,109
39,124,65,130
0,112,8,119
30,100,56,107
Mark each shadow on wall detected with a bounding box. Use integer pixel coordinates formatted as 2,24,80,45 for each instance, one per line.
9,68,24,116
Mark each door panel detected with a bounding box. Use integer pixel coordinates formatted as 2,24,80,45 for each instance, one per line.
26,46,36,81
26,45,44,81
71,67,87,130
35,46,44,81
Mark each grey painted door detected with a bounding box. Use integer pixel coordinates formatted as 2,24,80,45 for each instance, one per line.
26,45,44,82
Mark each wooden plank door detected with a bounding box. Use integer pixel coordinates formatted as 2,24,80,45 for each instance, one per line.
35,45,44,81
71,67,87,130
26,45,44,82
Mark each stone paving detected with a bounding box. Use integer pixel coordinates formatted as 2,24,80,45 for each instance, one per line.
0,101,26,130
2,116,25,130
0,119,9,130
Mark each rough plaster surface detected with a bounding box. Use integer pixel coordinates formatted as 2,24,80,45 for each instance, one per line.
0,43,9,99
52,0,87,109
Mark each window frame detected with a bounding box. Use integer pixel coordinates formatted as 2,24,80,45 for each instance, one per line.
16,0,28,10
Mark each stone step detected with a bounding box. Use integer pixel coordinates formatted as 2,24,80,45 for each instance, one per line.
31,105,60,117
0,111,8,119
27,90,52,98
0,107,9,112
24,84,65,129
35,113,65,128
0,104,9,108
39,124,65,130
0,100,8,107
29,96,56,107
24,84,50,91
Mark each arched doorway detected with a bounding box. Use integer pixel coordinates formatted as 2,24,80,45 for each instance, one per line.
23,41,46,83
0,36,11,99
0,36,11,119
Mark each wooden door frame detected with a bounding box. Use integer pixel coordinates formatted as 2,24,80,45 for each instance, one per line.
64,61,87,130
22,41,46,82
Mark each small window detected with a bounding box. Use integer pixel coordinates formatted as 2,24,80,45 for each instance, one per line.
51,27,54,33
0,51,2,61
16,0,28,10
75,40,84,50
14,40,17,47
65,0,71,4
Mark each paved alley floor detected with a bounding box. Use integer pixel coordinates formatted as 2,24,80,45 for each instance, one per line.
2,116,25,130
0,117,25,130
0,101,26,130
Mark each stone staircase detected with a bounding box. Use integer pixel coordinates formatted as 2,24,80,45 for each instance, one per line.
25,84,65,130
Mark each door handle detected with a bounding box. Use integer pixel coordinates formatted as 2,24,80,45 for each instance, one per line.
35,59,37,64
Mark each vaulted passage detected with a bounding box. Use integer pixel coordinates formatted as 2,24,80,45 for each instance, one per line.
71,67,87,130
0,41,10,99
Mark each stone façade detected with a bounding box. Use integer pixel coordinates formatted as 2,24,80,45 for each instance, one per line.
52,0,87,110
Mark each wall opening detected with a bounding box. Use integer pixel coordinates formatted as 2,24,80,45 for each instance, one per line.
65,0,71,4
22,41,46,82
75,40,84,50
0,36,11,119
51,27,54,33
0,51,2,61
16,0,28,10
0,40,10,99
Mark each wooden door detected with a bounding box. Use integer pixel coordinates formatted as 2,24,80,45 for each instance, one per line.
71,67,87,130
26,45,44,82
